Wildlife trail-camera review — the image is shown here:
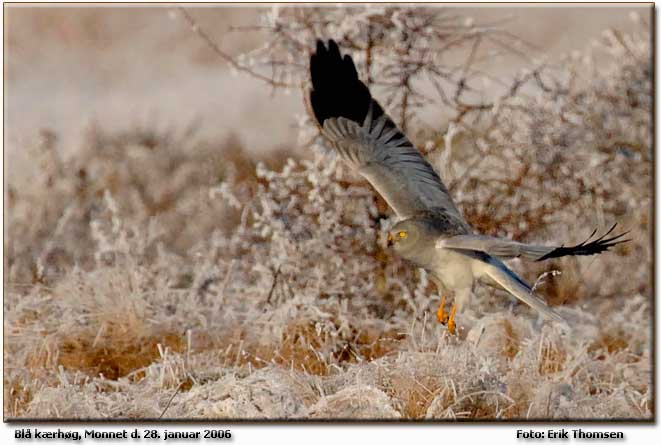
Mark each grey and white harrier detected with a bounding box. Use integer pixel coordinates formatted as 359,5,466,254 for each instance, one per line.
309,40,628,333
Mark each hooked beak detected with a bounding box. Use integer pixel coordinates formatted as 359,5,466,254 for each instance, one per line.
387,232,393,247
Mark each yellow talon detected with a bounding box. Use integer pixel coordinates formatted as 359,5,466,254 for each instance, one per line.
436,295,458,335
447,303,457,335
436,294,448,323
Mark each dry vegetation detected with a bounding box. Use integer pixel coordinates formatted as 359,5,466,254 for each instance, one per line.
4,6,652,420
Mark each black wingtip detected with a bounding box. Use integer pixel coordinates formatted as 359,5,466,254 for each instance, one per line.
536,225,631,262
309,39,374,127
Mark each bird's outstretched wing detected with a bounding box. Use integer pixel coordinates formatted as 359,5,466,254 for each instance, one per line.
309,40,467,227
436,224,630,261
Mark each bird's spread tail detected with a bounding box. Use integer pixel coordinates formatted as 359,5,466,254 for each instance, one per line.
480,255,567,325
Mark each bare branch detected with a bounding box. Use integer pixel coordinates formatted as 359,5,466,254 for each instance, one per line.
176,6,295,88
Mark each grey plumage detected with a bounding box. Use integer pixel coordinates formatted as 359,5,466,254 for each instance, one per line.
309,40,628,326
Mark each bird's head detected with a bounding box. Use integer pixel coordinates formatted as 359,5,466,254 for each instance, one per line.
386,219,422,254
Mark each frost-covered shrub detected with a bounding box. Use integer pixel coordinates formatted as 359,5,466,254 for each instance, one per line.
234,6,530,131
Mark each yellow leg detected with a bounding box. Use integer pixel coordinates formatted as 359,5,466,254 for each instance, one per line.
447,303,457,335
436,295,458,335
436,294,448,323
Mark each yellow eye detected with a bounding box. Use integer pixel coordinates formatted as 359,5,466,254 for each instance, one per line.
398,231,407,239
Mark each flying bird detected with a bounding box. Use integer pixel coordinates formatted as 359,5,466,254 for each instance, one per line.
309,40,629,333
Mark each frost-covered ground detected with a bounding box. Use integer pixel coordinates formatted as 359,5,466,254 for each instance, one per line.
4,6,652,420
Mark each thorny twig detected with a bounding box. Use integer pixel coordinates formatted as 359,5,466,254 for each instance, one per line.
266,265,282,304
176,6,294,88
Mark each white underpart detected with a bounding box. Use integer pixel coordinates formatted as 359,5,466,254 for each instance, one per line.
430,247,476,312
